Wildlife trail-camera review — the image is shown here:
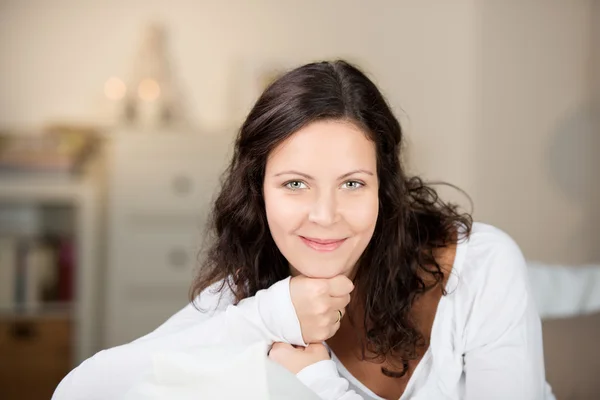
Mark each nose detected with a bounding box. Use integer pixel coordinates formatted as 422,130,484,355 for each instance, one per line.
307,189,339,227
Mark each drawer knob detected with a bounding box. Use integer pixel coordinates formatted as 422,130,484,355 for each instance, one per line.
171,175,192,196
10,321,38,341
167,248,189,269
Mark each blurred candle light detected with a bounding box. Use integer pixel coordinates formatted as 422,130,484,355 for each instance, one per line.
138,78,161,101
104,77,127,100
137,78,163,127
103,77,127,126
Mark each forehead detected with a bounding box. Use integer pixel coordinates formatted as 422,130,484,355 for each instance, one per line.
266,120,376,174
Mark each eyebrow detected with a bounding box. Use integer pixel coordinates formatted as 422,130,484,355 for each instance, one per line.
273,169,374,180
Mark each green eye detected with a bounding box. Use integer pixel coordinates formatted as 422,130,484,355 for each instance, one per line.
284,181,307,190
342,180,364,190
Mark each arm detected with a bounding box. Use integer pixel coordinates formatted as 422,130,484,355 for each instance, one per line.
297,361,364,400
52,277,305,400
269,343,363,400
462,231,549,399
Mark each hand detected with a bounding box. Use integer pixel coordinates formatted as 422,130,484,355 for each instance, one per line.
290,275,354,343
269,343,330,374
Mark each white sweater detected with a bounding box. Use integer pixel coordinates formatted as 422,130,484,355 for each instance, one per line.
52,223,555,400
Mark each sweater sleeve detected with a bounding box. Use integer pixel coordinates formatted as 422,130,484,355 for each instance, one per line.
52,277,305,400
297,360,364,400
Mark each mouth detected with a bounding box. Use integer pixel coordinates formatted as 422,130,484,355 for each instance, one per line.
299,236,347,252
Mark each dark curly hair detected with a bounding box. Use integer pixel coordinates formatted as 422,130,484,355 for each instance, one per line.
191,60,472,377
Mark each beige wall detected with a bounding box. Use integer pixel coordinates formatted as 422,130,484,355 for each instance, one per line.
594,0,600,95
591,0,600,261
0,0,596,263
473,0,597,264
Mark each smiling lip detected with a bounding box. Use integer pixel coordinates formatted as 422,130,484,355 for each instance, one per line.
300,236,347,252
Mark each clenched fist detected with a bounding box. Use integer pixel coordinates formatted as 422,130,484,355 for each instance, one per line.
290,275,354,343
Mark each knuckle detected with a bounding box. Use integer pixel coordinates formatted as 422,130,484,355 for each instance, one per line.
312,281,328,295
314,304,329,315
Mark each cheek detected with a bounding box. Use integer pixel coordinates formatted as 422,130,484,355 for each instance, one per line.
264,188,304,235
343,195,379,234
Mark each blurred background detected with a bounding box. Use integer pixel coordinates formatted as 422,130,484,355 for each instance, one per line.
0,0,598,399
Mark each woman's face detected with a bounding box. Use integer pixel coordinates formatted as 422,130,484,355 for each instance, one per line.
263,120,379,278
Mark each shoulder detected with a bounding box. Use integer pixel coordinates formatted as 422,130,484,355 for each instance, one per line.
456,222,529,289
464,222,524,259
193,277,238,311
452,223,535,345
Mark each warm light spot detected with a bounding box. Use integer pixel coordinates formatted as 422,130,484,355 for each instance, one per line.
104,77,127,100
138,78,161,101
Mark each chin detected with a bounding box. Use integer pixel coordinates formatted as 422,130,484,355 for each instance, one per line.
293,264,351,279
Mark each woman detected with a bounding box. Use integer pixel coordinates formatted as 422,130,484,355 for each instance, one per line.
53,60,554,399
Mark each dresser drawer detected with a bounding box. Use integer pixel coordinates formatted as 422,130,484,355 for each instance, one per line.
0,317,71,360
111,226,203,287
0,317,71,399
111,156,222,213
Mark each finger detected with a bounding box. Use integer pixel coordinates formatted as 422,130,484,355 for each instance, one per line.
329,307,345,325
327,275,354,297
331,295,351,311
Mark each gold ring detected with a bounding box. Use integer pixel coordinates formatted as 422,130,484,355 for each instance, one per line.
335,309,343,324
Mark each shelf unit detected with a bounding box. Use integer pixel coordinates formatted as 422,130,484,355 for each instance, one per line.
0,173,101,365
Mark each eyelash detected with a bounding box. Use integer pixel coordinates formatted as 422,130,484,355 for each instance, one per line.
284,180,308,190
282,180,365,191
341,180,364,190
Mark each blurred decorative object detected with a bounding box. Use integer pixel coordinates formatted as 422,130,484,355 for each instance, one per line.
0,205,41,237
548,99,600,261
0,125,99,176
103,77,128,126
121,22,186,129
548,100,599,205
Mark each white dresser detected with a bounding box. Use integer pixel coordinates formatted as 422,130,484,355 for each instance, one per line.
103,130,232,347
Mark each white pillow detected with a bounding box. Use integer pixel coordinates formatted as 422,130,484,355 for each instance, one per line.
527,261,600,319
122,341,319,400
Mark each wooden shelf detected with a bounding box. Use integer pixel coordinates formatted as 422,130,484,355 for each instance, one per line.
0,302,73,320
0,174,93,204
